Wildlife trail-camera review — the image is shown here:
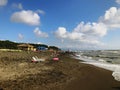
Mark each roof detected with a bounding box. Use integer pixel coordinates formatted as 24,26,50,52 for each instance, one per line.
17,44,34,47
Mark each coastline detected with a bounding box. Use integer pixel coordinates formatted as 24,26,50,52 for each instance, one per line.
63,63,120,90
60,53,120,90
0,52,120,90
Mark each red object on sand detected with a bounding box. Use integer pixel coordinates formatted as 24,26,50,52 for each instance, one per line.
31,59,38,63
53,57,59,61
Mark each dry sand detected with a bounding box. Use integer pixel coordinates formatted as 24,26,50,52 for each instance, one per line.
0,51,120,90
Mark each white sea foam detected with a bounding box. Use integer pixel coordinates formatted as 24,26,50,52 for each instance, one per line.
75,53,120,81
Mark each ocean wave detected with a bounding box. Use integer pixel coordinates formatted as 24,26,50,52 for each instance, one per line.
75,53,120,81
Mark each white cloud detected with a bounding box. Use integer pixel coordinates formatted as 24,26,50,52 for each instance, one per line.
54,27,67,38
12,3,23,10
55,27,84,41
36,9,45,15
0,0,7,6
11,10,40,26
54,21,107,46
18,3,23,10
54,26,104,47
18,33,24,40
74,22,107,37
116,0,120,4
100,7,120,29
104,7,117,20
54,6,120,49
37,42,42,44
33,27,48,38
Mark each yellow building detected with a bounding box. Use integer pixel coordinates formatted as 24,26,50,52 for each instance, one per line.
17,44,34,51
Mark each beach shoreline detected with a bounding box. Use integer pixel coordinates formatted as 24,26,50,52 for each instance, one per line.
0,51,120,90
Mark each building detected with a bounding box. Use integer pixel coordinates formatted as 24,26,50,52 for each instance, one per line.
37,46,48,51
17,44,34,51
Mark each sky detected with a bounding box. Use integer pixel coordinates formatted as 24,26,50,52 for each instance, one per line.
0,0,120,50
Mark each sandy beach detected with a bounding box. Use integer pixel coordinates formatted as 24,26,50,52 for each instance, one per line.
0,51,120,90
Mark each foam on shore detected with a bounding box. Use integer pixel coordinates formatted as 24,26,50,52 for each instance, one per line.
75,54,120,81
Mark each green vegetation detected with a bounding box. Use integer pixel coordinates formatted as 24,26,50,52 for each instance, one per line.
0,40,18,49
30,43,48,48
0,40,60,50
48,46,61,51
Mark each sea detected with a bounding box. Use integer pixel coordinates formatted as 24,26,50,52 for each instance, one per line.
73,50,120,81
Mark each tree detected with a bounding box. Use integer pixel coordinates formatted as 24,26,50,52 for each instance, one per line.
48,46,60,51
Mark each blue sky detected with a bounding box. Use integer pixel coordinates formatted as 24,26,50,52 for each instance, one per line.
0,0,120,50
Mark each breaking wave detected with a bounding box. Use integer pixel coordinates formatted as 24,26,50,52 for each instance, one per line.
75,53,120,81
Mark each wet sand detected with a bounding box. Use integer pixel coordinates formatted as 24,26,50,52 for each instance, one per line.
63,64,120,90
0,51,120,90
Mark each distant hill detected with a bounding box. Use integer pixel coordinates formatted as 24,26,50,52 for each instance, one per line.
0,40,60,50
48,46,61,51
0,40,18,49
